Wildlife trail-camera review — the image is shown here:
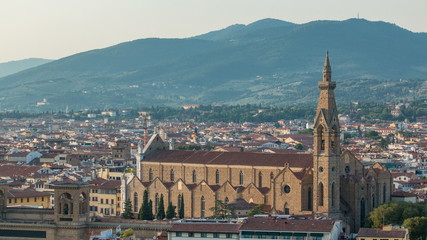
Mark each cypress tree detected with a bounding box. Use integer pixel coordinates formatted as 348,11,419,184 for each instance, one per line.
148,200,154,220
178,194,184,218
166,201,176,219
122,199,134,219
156,194,166,220
140,190,150,220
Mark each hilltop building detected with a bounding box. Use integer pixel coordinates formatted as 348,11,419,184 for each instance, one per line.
124,53,393,232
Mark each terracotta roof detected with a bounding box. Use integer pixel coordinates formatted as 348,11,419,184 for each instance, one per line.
357,228,407,238
7,189,52,198
145,150,312,168
169,222,241,233
0,164,42,178
240,218,336,233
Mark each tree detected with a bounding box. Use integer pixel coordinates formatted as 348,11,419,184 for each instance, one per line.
367,201,427,228
178,194,185,218
247,204,265,217
156,194,166,220
166,201,177,219
122,199,134,219
148,200,154,220
121,228,134,238
140,190,153,220
209,200,234,219
294,143,304,150
403,216,427,240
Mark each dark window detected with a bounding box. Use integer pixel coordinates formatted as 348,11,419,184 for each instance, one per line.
192,170,197,183
201,233,207,238
176,232,182,237
188,233,194,237
318,182,324,206
213,233,219,238
201,196,205,218
170,169,175,182
215,169,220,184
149,168,153,181
258,172,263,187
226,234,232,238
283,185,291,193
239,170,244,185
134,192,138,212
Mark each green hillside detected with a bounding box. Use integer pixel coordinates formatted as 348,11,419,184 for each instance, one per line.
0,18,426,111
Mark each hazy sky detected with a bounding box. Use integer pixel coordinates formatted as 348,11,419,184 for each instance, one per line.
1,0,426,62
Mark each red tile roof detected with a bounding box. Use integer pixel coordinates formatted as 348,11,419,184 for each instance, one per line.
169,222,241,233
145,150,312,168
240,218,336,233
357,228,407,238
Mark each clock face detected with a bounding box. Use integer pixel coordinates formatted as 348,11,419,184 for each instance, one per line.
345,166,350,173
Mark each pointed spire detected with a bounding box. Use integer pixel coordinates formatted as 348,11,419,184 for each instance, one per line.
323,50,331,81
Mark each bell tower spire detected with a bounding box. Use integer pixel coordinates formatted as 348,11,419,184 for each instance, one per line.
323,50,332,82
312,51,341,218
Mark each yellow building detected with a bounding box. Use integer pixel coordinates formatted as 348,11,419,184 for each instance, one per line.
6,188,52,208
357,226,409,240
97,166,125,180
89,178,121,217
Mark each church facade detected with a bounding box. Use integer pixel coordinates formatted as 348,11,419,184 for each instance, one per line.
125,53,392,232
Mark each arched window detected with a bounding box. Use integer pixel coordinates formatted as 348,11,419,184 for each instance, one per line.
258,172,263,188
192,170,197,183
270,172,274,180
63,203,69,215
239,170,244,185
318,182,324,206
372,194,376,208
134,192,138,212
284,202,290,215
360,198,366,227
331,182,335,207
318,125,325,151
155,193,159,213
201,196,205,218
225,197,229,204
149,168,153,181
215,169,220,184
170,169,175,182
308,187,312,210
383,183,387,203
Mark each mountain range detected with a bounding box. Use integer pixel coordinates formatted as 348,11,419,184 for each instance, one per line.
0,58,52,78
0,18,426,111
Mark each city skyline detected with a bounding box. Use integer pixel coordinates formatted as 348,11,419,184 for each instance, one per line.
1,0,426,62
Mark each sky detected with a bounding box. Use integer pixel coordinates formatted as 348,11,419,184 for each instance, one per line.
1,0,426,63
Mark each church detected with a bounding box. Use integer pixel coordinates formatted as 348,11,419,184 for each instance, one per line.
124,53,392,232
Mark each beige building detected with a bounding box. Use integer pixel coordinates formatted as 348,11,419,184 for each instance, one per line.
89,178,122,216
125,53,393,232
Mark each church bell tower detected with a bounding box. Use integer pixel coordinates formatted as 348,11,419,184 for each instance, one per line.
313,51,341,218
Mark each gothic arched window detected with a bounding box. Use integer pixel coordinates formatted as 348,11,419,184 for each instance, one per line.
149,168,153,181
239,170,244,185
270,172,274,180
258,172,263,188
155,193,159,213
383,183,387,203
215,169,220,184
372,194,376,208
318,182,324,206
170,169,175,182
201,196,205,218
331,182,335,207
225,197,229,204
284,202,290,215
134,192,138,212
192,170,197,183
308,187,312,210
318,125,325,151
